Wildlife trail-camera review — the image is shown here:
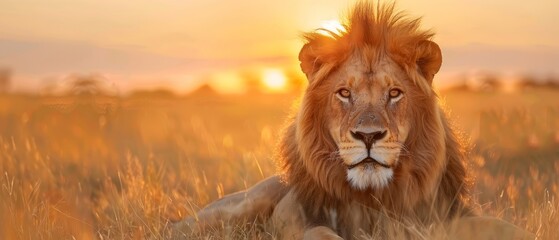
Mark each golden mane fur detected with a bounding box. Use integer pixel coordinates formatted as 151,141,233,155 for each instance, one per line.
279,1,473,223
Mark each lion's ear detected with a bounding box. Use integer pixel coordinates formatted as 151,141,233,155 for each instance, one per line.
416,40,442,84
298,43,322,81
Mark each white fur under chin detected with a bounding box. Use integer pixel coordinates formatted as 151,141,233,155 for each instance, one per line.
347,166,393,190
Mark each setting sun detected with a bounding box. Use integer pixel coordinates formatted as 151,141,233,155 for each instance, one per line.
262,69,287,91
318,19,346,36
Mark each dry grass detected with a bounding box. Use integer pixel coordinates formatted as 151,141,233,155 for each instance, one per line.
0,88,558,239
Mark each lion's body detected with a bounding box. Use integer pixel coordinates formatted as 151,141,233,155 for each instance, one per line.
276,2,472,232
173,2,534,240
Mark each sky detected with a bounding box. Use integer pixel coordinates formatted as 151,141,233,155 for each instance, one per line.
0,0,558,93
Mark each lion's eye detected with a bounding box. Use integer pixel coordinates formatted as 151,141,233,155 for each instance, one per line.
337,88,351,99
388,88,403,99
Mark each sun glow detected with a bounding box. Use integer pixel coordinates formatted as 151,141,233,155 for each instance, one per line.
262,69,287,92
318,19,346,36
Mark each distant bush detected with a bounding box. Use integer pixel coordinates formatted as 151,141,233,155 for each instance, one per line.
516,75,559,90
129,89,177,99
477,73,502,92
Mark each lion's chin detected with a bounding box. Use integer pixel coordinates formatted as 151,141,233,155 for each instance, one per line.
346,157,391,169
346,166,393,190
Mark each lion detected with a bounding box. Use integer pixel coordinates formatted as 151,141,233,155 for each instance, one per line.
173,2,534,239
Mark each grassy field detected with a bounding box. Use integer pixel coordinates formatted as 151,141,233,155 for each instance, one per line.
0,88,558,239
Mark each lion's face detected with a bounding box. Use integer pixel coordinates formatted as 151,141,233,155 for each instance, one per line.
325,53,411,190
291,3,447,207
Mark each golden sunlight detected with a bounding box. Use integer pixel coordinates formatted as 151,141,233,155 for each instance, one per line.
318,19,346,36
262,69,287,91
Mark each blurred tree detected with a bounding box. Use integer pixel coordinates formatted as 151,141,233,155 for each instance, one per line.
0,68,12,94
130,88,176,99
446,83,470,92
189,83,217,97
517,74,539,90
67,74,107,95
478,73,502,92
241,70,264,94
442,74,471,92
516,74,559,90
543,75,559,89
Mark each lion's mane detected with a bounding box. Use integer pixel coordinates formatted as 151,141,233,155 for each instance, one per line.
279,2,473,222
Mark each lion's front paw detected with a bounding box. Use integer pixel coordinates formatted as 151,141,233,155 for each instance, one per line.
169,216,199,240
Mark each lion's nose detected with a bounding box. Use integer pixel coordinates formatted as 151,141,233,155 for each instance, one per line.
350,130,387,149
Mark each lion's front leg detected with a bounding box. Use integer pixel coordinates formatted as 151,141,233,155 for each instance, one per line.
271,190,343,240
172,175,288,238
